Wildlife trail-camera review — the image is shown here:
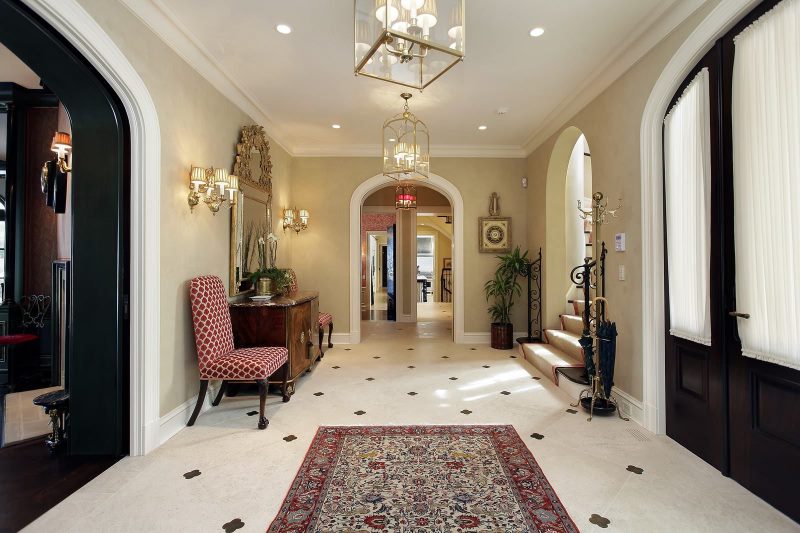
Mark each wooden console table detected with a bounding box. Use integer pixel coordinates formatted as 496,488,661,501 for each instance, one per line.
229,291,321,400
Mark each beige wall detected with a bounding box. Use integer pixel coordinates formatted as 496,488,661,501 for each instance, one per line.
291,156,528,334
525,1,719,401
76,0,293,416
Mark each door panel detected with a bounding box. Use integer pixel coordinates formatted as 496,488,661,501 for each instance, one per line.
721,2,800,520
664,44,726,472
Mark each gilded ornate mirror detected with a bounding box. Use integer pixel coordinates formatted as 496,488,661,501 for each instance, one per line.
229,125,274,294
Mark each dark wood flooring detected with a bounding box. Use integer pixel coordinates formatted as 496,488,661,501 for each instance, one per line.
0,439,119,532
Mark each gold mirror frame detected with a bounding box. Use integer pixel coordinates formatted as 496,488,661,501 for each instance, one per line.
229,125,274,295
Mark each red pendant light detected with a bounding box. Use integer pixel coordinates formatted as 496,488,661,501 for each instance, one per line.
395,183,417,209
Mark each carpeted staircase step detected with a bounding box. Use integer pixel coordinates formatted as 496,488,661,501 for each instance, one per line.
544,329,583,362
571,300,586,316
520,342,583,383
560,314,584,336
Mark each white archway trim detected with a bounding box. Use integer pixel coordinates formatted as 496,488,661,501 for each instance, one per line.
349,174,464,344
640,0,760,434
23,0,162,455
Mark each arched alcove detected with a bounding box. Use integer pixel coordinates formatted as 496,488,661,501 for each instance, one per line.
544,126,585,330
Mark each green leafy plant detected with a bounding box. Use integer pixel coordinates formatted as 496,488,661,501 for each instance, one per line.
249,266,291,293
483,246,529,325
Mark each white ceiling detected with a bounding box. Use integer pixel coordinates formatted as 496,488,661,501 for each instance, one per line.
125,0,703,156
0,43,42,89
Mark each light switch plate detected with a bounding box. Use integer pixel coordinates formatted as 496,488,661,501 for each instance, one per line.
618,264,626,281
615,233,626,252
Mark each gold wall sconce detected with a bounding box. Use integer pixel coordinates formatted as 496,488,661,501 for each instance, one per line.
188,166,238,215
40,131,72,214
282,207,309,234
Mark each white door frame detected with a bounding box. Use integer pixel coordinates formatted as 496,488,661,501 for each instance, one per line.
349,173,464,344
24,0,162,455
365,230,387,317
639,0,760,434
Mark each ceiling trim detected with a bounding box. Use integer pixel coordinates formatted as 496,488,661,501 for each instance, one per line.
292,144,527,159
521,0,706,155
119,0,295,155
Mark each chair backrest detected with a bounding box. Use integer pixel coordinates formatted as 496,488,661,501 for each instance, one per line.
286,268,299,293
189,276,235,371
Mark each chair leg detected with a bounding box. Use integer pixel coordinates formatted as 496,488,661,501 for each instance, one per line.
187,380,209,427
281,369,291,403
256,379,269,430
328,322,334,348
212,381,227,406
319,326,324,357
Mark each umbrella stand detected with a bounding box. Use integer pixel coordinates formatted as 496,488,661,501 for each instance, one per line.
568,249,629,422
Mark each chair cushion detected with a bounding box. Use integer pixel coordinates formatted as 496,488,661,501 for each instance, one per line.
318,312,333,327
200,346,288,380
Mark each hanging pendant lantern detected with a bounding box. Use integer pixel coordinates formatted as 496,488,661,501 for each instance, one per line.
395,182,417,209
355,0,465,90
383,92,430,181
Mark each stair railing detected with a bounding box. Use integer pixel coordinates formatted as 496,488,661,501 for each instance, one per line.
517,248,543,343
440,267,452,303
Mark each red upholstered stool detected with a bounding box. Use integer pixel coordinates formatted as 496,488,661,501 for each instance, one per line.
0,334,38,393
0,333,38,345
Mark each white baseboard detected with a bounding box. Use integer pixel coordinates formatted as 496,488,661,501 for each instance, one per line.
329,332,351,345
460,331,528,344
159,389,212,446
612,386,645,427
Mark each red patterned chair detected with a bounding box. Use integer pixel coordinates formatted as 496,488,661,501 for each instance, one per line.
188,275,288,430
287,269,334,354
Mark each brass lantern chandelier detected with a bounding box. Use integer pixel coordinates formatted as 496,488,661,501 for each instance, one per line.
383,92,429,181
355,0,465,90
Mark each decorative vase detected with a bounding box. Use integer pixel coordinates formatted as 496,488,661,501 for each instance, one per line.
490,323,514,350
256,277,276,296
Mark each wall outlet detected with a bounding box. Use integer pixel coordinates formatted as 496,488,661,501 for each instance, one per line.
618,264,626,281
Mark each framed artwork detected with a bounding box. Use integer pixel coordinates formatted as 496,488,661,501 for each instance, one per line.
479,217,512,253
443,258,452,269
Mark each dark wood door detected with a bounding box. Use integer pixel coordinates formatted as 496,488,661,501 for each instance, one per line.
664,44,727,472
720,3,800,521
387,224,396,321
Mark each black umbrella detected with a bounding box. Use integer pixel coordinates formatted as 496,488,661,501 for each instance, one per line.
580,334,595,378
598,320,618,398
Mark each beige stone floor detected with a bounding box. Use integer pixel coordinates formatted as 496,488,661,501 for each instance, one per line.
26,314,797,532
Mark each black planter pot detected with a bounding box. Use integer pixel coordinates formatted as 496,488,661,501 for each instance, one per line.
490,323,514,350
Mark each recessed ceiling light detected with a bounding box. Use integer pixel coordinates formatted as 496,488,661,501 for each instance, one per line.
530,27,545,37
478,125,488,131
389,137,396,142
276,24,292,35
332,124,341,129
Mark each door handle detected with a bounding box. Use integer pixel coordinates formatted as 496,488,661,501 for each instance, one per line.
729,311,750,319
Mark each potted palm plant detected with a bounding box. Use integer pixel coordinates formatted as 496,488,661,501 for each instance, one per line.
484,246,529,349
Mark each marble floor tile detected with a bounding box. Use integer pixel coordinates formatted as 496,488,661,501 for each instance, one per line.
24,316,796,532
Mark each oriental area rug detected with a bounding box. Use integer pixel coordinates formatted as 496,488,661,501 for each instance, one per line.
268,425,578,532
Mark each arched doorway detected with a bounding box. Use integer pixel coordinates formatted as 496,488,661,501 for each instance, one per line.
2,0,161,455
349,174,465,344
640,0,762,435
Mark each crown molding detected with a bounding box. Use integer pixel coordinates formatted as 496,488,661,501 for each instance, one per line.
292,143,527,159
521,0,706,156
119,0,295,155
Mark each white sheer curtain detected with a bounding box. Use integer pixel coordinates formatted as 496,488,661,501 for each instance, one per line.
733,0,800,370
664,68,712,345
